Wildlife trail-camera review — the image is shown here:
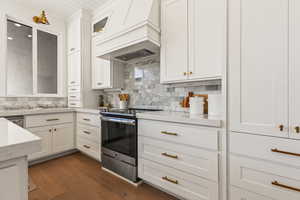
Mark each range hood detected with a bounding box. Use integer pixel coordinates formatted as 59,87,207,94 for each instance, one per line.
94,0,160,63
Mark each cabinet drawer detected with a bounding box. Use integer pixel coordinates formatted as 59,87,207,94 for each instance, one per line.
230,187,275,200
26,113,73,128
230,132,300,168
68,101,81,108
68,86,81,93
139,136,219,181
139,159,218,200
68,92,81,101
230,155,300,200
139,120,219,150
77,124,100,143
77,137,100,160
77,113,100,127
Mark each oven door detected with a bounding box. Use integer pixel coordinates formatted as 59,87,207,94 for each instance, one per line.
101,116,137,158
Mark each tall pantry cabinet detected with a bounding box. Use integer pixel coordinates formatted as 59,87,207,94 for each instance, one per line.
229,0,300,139
67,10,100,108
229,0,300,199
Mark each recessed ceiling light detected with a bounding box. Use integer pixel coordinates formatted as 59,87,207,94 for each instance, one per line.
28,35,32,38
14,23,21,27
7,37,13,40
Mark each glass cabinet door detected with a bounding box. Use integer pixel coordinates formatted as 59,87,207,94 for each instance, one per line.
6,20,33,95
37,30,58,94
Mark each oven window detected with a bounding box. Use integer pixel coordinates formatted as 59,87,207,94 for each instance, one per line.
102,120,137,157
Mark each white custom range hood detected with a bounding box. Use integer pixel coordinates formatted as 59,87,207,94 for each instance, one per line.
93,0,160,63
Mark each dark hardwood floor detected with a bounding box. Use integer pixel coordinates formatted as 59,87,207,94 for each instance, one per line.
29,153,179,200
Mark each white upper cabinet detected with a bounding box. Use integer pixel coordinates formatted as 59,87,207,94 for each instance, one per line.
161,0,188,83
229,0,289,137
91,38,124,90
161,0,225,84
67,17,81,54
68,51,81,86
188,0,224,80
290,0,300,139
92,57,111,89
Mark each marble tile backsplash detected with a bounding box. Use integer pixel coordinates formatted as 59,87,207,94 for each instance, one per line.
104,58,221,111
0,97,67,110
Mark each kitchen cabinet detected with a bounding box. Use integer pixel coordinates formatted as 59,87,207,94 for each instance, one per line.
0,158,28,200
91,38,124,90
138,119,220,200
67,10,99,108
229,0,290,138
161,0,188,82
67,17,81,54
25,113,75,161
27,126,52,160
290,0,300,140
230,187,274,200
76,112,101,161
68,51,81,86
52,124,75,153
161,0,225,83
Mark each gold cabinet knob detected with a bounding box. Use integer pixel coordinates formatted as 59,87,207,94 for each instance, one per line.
189,71,193,75
295,126,300,134
183,72,187,76
278,125,284,131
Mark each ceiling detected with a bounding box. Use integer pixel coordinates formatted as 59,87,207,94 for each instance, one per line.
9,0,110,18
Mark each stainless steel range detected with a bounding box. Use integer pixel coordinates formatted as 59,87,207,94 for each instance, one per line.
100,108,161,182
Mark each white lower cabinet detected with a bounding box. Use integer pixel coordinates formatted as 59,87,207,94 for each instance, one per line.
138,119,220,200
0,157,28,200
25,113,75,161
76,112,101,161
52,124,75,154
27,126,52,160
230,132,300,200
139,159,218,200
230,187,275,200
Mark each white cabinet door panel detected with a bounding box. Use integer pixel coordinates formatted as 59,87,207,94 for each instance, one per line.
68,52,81,86
188,0,224,80
230,155,300,200
52,123,74,153
230,187,275,200
290,0,300,139
229,0,289,137
161,0,188,83
28,127,52,161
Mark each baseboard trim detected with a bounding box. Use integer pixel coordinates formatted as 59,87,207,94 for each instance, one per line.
29,149,79,166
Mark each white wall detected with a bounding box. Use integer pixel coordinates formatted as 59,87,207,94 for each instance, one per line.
0,1,67,97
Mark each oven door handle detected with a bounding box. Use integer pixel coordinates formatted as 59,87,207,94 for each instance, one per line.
101,116,136,126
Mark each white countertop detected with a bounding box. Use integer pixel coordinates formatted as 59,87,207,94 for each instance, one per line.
0,118,41,162
0,108,76,117
137,111,222,128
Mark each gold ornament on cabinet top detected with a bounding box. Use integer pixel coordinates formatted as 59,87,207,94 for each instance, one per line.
33,10,50,25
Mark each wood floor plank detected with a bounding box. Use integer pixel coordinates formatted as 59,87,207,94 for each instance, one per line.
29,153,179,200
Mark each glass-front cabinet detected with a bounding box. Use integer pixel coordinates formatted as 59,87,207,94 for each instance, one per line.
4,18,62,96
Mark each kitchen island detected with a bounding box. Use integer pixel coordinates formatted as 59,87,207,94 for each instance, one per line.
0,118,41,200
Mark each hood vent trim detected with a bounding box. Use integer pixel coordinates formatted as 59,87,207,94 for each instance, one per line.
114,49,155,62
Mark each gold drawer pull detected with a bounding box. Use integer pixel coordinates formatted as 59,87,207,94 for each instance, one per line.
162,176,178,185
271,148,300,157
272,181,300,192
83,118,91,121
278,125,284,131
83,145,91,149
161,131,178,136
295,126,300,134
46,118,59,121
83,131,91,135
161,152,178,159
